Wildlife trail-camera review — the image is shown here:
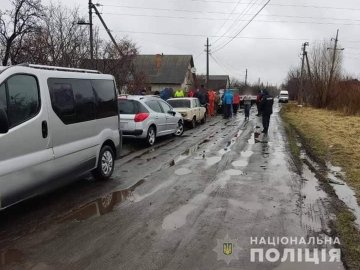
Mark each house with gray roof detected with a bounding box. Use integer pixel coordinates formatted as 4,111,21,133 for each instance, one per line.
133,54,196,93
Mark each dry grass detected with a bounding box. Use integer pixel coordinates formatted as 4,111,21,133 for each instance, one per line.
282,103,360,202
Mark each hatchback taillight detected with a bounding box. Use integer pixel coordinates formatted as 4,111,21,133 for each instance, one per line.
134,113,149,122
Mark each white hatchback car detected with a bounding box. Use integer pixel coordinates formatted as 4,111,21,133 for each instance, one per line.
118,95,184,146
167,97,207,128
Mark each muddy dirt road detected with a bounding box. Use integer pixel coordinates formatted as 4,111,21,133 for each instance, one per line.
0,105,345,270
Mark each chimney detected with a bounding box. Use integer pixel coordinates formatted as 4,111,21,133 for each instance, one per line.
155,54,162,71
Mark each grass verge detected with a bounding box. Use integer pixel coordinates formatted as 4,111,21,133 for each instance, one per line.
281,103,360,270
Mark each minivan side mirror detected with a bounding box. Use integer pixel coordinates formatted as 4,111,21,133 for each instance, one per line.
0,108,9,134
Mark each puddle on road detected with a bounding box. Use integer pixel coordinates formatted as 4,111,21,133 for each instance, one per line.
228,199,264,213
174,168,192,176
0,249,24,267
224,169,244,176
58,189,134,223
205,156,222,167
326,163,360,227
162,173,238,231
297,162,328,232
301,151,360,229
232,160,249,167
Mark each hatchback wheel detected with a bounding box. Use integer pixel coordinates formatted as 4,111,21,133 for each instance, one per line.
175,121,184,136
92,145,115,180
146,126,156,146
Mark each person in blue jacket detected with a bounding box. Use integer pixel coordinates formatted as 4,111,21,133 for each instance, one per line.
222,89,233,119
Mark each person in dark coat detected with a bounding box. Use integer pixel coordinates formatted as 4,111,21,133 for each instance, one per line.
256,90,263,116
259,89,274,135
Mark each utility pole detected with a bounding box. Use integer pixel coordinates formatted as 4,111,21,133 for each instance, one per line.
92,4,123,56
205,38,211,88
77,1,94,60
299,42,309,104
89,0,93,60
327,29,344,93
245,68,248,86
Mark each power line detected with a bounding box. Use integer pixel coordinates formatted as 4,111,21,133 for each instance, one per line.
101,3,360,13
190,0,360,11
212,0,245,41
212,0,271,52
212,0,261,45
99,29,360,44
101,13,360,27
101,11,360,23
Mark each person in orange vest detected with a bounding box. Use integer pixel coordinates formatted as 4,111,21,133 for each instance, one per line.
207,89,216,117
233,92,240,114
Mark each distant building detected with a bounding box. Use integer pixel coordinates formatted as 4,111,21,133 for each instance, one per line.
133,54,196,93
81,54,196,94
197,75,230,90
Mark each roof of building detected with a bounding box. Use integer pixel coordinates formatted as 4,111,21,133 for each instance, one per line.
134,55,194,85
198,75,230,90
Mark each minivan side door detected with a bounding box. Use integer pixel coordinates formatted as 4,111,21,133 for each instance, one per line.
47,78,98,180
0,73,53,208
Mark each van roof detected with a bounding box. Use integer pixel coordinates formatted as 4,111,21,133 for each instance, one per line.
0,64,114,80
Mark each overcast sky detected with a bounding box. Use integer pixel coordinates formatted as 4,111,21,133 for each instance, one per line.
3,0,360,85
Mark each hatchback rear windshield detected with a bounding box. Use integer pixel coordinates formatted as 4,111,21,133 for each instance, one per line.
167,99,191,108
118,99,148,114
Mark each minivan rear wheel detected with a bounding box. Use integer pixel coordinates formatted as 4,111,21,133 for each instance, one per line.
92,145,115,181
146,126,156,146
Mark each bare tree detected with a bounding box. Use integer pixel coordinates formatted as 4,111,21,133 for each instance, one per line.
309,41,343,107
82,37,138,92
0,0,43,65
11,2,90,66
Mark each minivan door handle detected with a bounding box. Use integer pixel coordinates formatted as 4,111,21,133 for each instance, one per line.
42,121,48,138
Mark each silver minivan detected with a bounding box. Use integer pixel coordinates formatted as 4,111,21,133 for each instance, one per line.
0,64,121,209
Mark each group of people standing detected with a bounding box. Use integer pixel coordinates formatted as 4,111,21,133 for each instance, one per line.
222,88,274,135
140,86,274,135
186,85,219,117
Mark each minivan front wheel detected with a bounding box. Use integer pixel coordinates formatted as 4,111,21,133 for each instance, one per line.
93,145,115,180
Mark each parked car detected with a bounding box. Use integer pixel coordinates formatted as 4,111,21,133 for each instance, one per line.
0,64,121,209
167,97,207,128
279,90,289,103
118,95,184,146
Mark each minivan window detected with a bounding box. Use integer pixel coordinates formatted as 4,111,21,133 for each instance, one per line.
73,79,96,122
0,83,6,111
91,79,117,119
7,75,40,128
48,79,77,124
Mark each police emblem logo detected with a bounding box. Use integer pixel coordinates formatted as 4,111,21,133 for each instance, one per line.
213,234,241,265
223,243,233,255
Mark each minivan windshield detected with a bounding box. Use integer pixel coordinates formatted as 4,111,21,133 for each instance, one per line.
167,99,191,108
